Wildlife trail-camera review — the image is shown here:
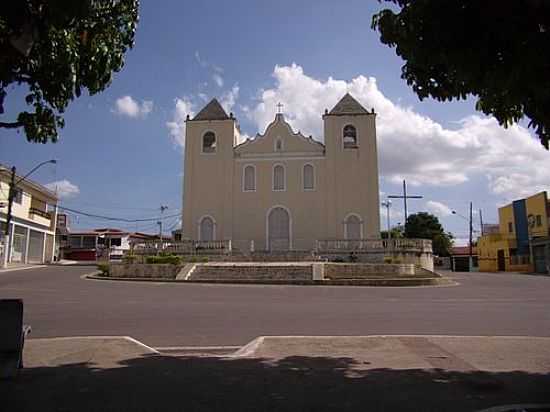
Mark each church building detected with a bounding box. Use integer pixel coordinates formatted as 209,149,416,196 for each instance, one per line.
182,93,381,251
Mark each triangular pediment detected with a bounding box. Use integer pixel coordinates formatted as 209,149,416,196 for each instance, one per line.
329,93,369,115
192,98,229,121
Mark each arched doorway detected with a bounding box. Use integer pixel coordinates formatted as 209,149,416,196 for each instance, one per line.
344,214,362,240
199,216,215,241
267,207,290,250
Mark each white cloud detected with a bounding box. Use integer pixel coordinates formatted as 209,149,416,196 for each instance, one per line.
45,180,80,199
112,96,153,118
245,64,550,199
166,97,195,148
425,200,453,217
220,85,239,113
195,51,207,68
213,73,224,88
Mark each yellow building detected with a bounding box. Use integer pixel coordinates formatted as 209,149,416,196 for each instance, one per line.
478,191,549,273
0,165,58,265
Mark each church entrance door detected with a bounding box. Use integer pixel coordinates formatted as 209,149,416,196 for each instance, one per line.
268,207,290,251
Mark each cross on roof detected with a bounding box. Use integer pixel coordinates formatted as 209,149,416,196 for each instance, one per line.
276,102,284,114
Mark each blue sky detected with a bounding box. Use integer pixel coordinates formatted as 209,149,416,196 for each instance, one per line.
1,0,549,243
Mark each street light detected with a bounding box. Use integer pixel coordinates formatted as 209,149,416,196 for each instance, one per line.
451,203,474,272
381,200,392,239
2,160,57,268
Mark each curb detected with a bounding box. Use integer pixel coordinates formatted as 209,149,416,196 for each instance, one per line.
0,265,47,273
85,273,457,287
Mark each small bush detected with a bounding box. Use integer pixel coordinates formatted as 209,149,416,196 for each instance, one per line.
384,257,393,264
200,256,209,263
145,255,182,265
122,254,137,264
97,263,110,276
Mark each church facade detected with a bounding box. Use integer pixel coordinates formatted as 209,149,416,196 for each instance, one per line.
182,93,381,251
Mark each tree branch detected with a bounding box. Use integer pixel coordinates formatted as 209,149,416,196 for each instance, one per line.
0,121,24,129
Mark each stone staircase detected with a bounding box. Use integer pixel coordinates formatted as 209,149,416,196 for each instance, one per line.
187,263,314,282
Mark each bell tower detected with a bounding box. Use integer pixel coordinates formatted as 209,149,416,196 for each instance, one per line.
322,93,381,238
182,99,238,241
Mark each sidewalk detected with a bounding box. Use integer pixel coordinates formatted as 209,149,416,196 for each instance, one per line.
0,263,46,273
2,335,549,411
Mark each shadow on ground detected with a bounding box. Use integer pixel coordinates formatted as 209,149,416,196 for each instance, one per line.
2,354,549,412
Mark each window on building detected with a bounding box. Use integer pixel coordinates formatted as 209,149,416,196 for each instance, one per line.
273,165,285,191
69,236,82,248
82,236,96,248
110,237,122,247
303,164,314,190
202,131,216,153
275,138,283,151
97,237,105,245
536,214,542,227
508,222,513,233
343,125,357,148
13,188,23,204
243,165,256,191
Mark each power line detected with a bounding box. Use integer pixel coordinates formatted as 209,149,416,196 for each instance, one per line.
57,205,181,223
60,199,165,212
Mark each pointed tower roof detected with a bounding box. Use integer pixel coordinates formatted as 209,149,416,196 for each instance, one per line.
192,98,230,121
328,93,369,115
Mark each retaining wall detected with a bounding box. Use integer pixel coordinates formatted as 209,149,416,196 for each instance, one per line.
323,263,416,279
109,263,181,279
190,265,313,281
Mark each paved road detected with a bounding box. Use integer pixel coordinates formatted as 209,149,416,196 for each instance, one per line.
1,266,549,347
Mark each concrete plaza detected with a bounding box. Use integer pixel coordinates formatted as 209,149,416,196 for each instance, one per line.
2,266,550,411
1,266,549,347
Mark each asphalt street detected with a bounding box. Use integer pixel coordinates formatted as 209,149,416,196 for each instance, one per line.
1,266,549,347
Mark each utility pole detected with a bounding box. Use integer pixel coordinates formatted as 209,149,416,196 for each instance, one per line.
479,209,484,236
388,180,423,223
381,200,392,239
2,167,16,268
158,205,168,242
469,201,473,272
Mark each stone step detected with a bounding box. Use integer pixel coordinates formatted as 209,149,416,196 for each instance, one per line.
189,265,313,281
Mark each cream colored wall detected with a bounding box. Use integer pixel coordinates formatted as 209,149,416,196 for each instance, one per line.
182,111,381,251
183,119,238,242
0,179,56,231
0,180,32,221
323,113,380,239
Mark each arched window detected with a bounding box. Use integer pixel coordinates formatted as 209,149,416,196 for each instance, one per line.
202,131,216,153
343,125,357,148
303,164,314,191
275,138,283,151
243,165,256,191
344,214,362,240
199,216,215,241
273,164,285,191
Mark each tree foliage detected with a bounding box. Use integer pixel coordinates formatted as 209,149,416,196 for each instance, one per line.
381,227,404,239
404,212,454,256
372,0,550,149
0,0,139,143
